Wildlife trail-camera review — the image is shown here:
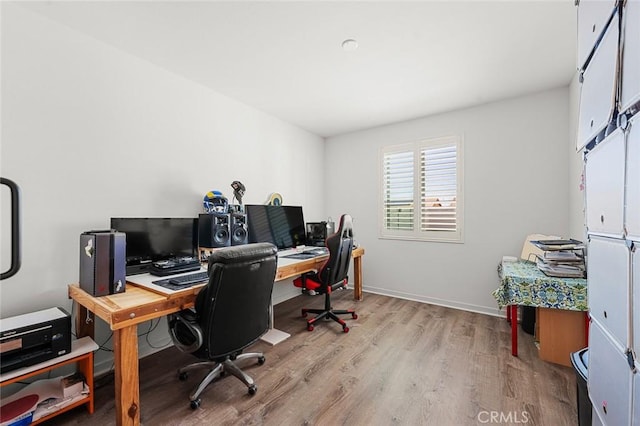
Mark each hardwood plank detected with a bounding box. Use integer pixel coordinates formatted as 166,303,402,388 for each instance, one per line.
53,291,579,425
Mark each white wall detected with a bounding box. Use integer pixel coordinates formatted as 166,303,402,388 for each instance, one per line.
0,4,323,372
325,87,574,316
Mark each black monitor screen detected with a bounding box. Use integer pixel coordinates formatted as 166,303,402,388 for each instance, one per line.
245,205,306,250
110,217,198,274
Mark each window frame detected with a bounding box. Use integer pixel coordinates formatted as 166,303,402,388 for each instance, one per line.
378,135,464,243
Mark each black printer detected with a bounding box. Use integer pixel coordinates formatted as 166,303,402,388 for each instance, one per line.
0,307,72,373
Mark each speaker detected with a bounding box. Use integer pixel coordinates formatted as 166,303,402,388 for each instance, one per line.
230,213,248,246
198,213,231,248
79,230,126,296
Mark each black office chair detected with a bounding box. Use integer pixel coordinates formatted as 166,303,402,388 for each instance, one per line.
293,214,358,332
167,243,277,409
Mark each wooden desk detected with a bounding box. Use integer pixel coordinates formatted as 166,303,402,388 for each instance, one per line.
68,247,364,426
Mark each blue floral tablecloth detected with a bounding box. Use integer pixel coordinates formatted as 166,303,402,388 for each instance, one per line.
493,260,588,311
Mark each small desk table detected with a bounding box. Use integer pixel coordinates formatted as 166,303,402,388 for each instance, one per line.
493,260,588,360
68,247,364,426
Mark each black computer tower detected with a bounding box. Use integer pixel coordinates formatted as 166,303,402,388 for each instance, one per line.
79,231,126,296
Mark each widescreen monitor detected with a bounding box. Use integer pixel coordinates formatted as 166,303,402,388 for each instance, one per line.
110,217,198,275
245,205,306,250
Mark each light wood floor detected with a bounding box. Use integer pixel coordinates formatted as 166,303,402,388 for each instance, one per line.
55,290,579,425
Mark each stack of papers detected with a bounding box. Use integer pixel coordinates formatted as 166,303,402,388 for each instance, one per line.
531,239,585,251
536,257,585,278
532,239,586,278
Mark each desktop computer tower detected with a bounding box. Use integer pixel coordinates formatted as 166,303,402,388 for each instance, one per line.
306,221,334,246
199,213,231,248
79,231,126,296
230,213,248,246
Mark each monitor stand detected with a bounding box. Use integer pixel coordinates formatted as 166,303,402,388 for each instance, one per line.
261,301,290,345
260,328,290,346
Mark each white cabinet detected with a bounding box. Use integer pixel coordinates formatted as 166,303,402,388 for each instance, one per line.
580,2,640,425
578,12,620,149
632,241,640,357
634,371,640,425
577,0,618,69
588,321,632,426
627,117,640,241
621,0,640,113
585,128,625,237
588,235,630,347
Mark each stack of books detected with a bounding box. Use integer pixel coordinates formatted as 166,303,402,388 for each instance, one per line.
531,239,586,278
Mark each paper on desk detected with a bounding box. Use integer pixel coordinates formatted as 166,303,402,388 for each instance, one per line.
520,234,561,262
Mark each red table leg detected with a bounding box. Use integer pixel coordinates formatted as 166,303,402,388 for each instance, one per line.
506,304,511,322
584,312,590,346
511,305,518,356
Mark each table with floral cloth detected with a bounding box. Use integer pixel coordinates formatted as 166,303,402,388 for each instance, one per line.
493,260,588,356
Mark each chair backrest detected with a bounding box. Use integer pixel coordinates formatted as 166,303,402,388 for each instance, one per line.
193,242,277,360
317,214,354,287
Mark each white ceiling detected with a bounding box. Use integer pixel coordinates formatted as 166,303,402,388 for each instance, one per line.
17,1,578,138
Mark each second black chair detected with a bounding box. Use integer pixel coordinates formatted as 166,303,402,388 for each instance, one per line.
293,214,358,332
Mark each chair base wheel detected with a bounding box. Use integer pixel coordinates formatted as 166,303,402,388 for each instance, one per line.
190,398,201,410
258,356,266,365
352,313,358,319
307,324,314,331
248,384,257,395
343,326,349,333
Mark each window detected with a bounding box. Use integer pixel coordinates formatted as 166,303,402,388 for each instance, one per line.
379,135,463,243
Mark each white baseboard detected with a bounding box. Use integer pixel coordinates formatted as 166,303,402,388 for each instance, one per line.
362,286,505,318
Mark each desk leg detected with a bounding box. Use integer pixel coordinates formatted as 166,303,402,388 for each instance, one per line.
74,304,95,340
113,325,140,426
510,305,518,357
353,255,363,301
585,312,590,346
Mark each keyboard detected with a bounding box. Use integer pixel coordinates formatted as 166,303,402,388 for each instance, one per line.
153,271,209,287
304,247,328,255
167,271,209,286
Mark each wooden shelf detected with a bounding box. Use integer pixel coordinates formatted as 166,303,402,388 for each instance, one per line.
1,337,98,423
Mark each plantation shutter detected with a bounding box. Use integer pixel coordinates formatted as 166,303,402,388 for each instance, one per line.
382,150,414,231
420,143,457,231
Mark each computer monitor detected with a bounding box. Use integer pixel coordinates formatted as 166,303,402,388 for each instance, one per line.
110,217,198,275
245,205,307,250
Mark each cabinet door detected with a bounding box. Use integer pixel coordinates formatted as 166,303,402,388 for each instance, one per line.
634,369,640,426
628,117,640,241
633,242,640,358
585,128,625,238
621,0,640,113
588,235,630,347
578,0,618,70
588,321,632,426
578,14,620,150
